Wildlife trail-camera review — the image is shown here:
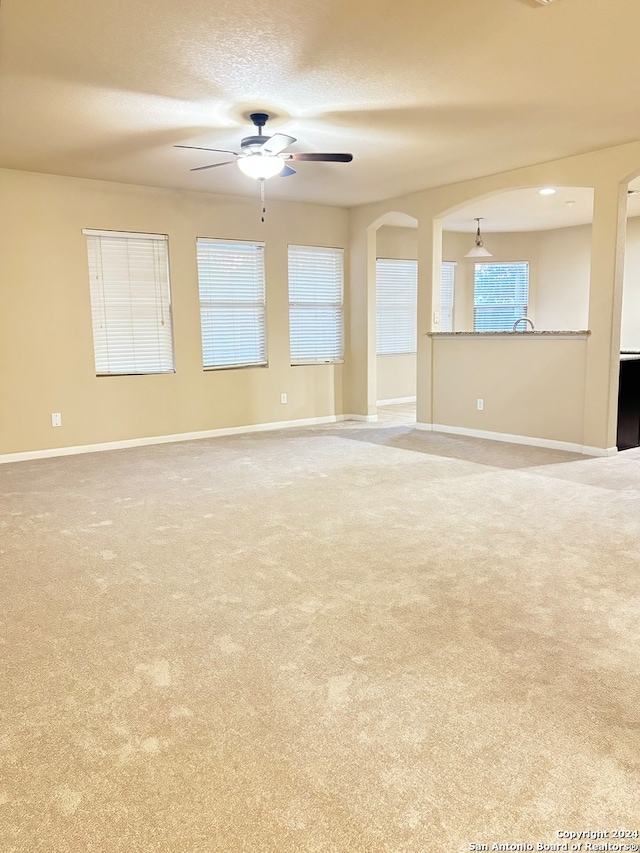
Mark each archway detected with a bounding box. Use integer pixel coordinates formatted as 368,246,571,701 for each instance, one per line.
437,185,596,334
425,184,612,453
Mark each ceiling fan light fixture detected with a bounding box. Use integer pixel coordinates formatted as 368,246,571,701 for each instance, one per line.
237,155,285,180
465,218,493,258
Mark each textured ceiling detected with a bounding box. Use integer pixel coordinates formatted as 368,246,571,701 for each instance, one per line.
2,0,640,213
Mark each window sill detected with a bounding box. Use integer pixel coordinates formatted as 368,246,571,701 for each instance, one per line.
291,360,345,366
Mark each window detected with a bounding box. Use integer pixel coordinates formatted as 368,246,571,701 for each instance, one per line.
196,238,267,369
474,262,529,331
376,258,417,355
84,229,174,375
288,245,344,364
440,261,456,333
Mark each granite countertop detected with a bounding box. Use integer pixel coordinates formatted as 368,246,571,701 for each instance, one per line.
429,330,590,337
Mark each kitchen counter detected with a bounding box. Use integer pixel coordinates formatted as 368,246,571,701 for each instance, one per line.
429,330,590,338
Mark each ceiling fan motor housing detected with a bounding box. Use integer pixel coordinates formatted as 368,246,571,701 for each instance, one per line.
241,136,271,152
241,113,273,152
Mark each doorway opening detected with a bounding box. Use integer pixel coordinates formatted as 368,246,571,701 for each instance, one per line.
617,175,640,449
371,213,419,426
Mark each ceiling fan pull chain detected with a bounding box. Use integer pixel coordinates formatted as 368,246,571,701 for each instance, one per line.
260,178,266,223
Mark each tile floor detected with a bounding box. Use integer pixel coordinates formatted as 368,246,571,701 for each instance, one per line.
376,401,416,425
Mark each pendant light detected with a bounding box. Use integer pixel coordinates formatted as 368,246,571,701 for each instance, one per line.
465,217,493,258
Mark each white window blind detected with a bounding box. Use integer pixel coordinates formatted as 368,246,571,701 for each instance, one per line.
84,229,174,375
474,262,529,331
288,245,344,364
440,261,456,333
376,258,417,355
196,238,267,369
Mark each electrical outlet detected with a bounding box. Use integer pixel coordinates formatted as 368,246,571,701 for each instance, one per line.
477,399,484,411
51,412,62,427
280,393,287,404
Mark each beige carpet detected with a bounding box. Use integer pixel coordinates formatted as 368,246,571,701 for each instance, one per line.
1,421,639,852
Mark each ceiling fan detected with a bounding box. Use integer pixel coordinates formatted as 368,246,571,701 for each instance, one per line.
175,112,353,181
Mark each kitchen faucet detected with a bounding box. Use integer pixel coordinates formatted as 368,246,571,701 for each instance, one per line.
512,317,535,332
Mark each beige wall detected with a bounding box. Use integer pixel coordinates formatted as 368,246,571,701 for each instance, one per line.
432,336,588,445
534,217,640,340
376,355,416,403
0,169,348,455
376,225,418,259
6,141,640,457
536,225,591,331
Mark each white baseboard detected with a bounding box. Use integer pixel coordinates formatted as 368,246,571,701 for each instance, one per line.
0,415,617,464
581,445,618,458
0,414,352,465
376,396,417,406
428,423,616,457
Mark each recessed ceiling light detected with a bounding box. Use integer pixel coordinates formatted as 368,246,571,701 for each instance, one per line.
539,187,556,195
565,200,576,206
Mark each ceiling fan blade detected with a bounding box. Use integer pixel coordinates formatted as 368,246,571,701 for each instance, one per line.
175,144,239,156
279,165,296,177
258,133,297,156
190,160,237,172
286,152,353,162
